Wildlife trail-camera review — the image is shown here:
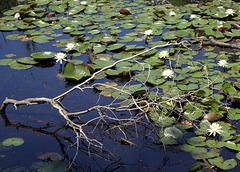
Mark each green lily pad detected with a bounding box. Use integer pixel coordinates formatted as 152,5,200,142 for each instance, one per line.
64,63,90,81
32,20,49,27
120,23,136,29
225,141,240,151
0,59,15,66
177,84,199,91
186,136,206,146
107,44,126,51
31,52,56,61
0,24,17,31
208,157,237,170
222,82,237,95
8,60,33,70
16,57,38,65
39,161,67,172
48,4,67,13
163,126,183,139
0,166,28,172
93,44,106,54
162,31,177,40
88,30,101,35
160,136,178,145
2,137,24,147
32,35,54,43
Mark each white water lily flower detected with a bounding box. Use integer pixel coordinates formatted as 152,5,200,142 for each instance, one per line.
162,69,174,78
55,52,67,64
226,9,235,16
66,43,76,50
207,123,223,136
159,50,169,58
81,1,87,5
14,13,21,20
169,11,176,16
144,29,153,36
69,12,73,16
218,59,228,67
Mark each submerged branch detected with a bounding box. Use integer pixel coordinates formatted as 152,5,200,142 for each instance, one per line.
202,36,240,49
53,42,187,102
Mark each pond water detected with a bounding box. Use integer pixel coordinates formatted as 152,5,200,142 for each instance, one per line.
0,31,196,171
1,0,240,171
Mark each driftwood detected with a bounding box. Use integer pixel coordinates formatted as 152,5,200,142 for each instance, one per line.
202,36,240,49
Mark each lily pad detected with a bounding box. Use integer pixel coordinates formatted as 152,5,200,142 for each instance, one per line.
32,35,54,43
107,44,126,51
163,126,183,139
177,84,199,91
0,166,28,172
2,137,24,147
16,57,38,65
8,60,33,70
208,157,237,170
39,161,67,172
0,59,15,66
64,63,90,81
31,52,56,61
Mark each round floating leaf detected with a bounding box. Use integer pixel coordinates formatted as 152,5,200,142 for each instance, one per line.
31,52,56,61
93,44,106,54
88,30,101,35
64,63,90,81
101,35,117,44
161,136,178,145
125,45,145,52
120,23,136,29
0,24,17,31
39,161,67,172
32,35,54,43
177,84,199,91
236,152,240,160
162,31,177,40
163,126,183,139
225,141,240,151
32,20,49,27
2,137,24,147
186,136,206,146
70,31,85,36
49,4,67,13
0,59,15,66
38,152,62,161
208,157,237,170
6,34,21,40
8,60,33,70
176,30,189,37
107,44,126,51
0,166,28,172
16,57,38,65
206,140,225,148
105,69,122,76
93,59,115,69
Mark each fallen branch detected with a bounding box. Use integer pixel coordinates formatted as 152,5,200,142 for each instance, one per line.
202,36,240,49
